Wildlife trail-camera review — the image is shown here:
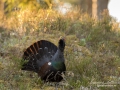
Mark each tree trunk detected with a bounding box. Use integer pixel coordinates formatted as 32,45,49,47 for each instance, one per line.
79,0,92,15
0,0,4,13
97,0,109,19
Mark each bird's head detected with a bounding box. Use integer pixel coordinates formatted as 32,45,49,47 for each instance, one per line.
58,37,65,52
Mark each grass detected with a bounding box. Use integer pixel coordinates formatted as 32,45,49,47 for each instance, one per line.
0,8,120,90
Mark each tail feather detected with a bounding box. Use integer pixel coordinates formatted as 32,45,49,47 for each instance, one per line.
22,40,57,73
29,44,36,54
36,53,40,60
22,54,39,72
22,63,38,72
38,48,43,58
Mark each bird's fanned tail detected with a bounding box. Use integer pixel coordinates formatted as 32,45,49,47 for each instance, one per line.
21,40,57,72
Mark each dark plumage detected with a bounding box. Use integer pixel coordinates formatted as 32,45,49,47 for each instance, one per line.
21,38,66,82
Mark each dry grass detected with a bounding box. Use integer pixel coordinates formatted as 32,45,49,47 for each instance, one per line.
0,8,120,90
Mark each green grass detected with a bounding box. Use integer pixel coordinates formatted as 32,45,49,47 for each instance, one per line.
0,8,120,90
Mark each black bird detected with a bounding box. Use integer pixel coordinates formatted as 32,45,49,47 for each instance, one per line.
21,38,66,82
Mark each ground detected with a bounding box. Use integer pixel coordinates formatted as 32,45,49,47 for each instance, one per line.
0,9,120,90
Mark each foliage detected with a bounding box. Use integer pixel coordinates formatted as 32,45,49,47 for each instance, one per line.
2,0,54,15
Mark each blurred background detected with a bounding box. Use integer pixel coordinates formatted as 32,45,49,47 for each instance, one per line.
108,0,120,22
0,0,120,21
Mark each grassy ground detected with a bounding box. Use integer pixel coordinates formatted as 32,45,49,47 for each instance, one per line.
0,9,120,90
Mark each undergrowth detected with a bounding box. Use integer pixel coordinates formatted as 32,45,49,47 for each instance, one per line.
0,8,120,90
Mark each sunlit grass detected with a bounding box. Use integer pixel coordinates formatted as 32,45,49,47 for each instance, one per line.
0,8,120,89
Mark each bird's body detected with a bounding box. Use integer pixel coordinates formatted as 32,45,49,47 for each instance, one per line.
22,39,66,82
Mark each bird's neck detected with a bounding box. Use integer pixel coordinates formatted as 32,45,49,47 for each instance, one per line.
52,49,64,62
57,49,64,55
